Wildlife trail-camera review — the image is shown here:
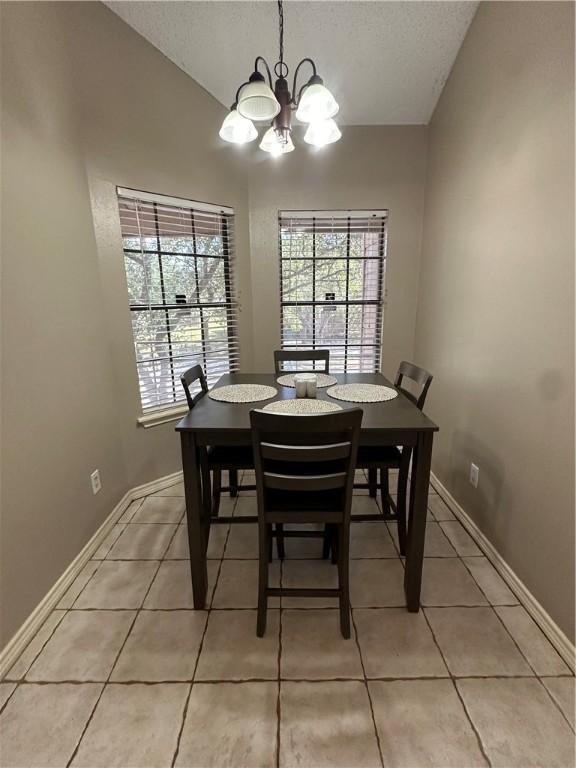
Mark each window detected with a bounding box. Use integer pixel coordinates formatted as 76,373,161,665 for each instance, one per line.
279,210,387,372
117,188,238,411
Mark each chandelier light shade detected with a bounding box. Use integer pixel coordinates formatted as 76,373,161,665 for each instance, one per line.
295,80,339,123
218,108,258,144
303,118,342,147
218,0,342,157
237,75,281,121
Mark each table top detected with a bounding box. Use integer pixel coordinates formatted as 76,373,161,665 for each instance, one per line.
176,373,438,438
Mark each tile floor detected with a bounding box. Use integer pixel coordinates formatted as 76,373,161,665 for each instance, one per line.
1,472,574,767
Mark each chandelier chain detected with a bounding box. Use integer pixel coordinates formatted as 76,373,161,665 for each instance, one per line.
278,0,284,67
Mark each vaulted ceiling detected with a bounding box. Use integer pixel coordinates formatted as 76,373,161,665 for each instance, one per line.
105,1,478,125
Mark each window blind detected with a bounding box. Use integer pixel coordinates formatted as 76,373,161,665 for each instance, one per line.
117,188,239,411
279,210,387,373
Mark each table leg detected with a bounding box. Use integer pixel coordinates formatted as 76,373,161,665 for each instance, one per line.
404,431,433,612
181,431,208,608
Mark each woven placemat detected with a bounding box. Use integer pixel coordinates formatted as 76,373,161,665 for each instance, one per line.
208,384,277,403
327,383,398,403
277,373,338,389
262,399,343,415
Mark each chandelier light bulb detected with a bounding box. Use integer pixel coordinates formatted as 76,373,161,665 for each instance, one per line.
303,118,342,147
219,108,258,144
259,127,295,156
237,79,281,122
295,82,339,123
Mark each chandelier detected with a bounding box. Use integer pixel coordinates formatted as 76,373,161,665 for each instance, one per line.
219,0,341,155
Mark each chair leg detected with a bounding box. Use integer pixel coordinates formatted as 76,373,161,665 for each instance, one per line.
229,468,239,498
257,524,269,637
199,450,212,522
368,468,377,498
380,468,391,515
276,524,285,560
331,525,339,565
337,523,351,639
322,524,332,559
396,457,410,557
212,469,222,517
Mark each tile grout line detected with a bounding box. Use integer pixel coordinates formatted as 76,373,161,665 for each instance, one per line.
493,604,570,676
119,497,146,525
536,677,576,734
65,560,105,609
457,555,557,678
429,552,575,752
420,606,493,768
171,494,235,768
93,524,127,559
56,601,529,612
64,531,171,768
350,609,386,768
169,612,210,768
11,671,569,686
457,553,519,607
0,683,19,715
4,605,70,683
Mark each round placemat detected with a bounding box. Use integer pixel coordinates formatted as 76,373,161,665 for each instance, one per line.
327,383,399,403
262,399,343,415
277,373,338,389
208,384,277,403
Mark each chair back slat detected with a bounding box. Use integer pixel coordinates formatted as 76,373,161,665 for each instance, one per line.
274,349,330,374
180,364,208,410
250,408,362,520
263,472,347,492
394,361,433,411
260,441,352,463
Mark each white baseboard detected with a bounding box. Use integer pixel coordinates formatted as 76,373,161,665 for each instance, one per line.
0,471,183,679
431,472,575,672
130,470,183,499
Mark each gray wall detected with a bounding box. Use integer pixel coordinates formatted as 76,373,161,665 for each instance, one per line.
414,1,575,639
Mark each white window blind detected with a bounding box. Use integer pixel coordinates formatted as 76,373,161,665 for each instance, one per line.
279,210,387,373
117,188,239,411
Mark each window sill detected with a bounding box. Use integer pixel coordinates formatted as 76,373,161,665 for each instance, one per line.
137,404,189,429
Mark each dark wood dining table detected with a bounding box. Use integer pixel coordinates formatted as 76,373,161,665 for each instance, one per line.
175,372,438,611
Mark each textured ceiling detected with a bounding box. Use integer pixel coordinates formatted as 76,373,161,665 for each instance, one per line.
105,1,478,125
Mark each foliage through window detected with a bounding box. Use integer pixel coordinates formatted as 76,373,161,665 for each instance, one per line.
117,189,238,411
279,211,387,372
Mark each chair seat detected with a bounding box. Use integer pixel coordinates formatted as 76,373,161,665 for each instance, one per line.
357,445,402,468
207,445,254,469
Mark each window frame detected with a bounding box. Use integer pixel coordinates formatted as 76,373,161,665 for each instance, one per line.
278,210,388,373
117,187,238,418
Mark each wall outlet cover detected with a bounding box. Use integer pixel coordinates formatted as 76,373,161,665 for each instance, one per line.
90,470,102,495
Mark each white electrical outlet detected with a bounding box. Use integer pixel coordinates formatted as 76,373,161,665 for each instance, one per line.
469,463,479,488
90,470,102,495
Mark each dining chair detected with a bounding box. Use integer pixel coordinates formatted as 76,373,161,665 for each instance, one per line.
356,361,433,556
250,408,362,638
180,365,254,517
273,349,330,374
